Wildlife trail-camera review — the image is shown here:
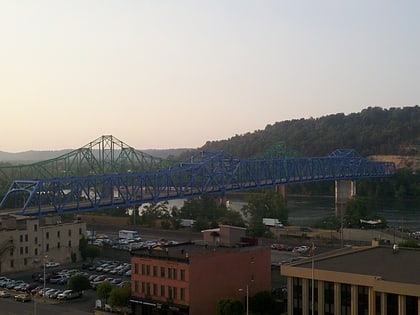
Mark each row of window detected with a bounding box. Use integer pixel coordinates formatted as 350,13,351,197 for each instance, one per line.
292,278,419,315
11,241,73,257
134,263,186,281
134,281,186,302
18,228,83,243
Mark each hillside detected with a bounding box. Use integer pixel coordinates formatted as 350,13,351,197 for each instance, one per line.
199,106,420,159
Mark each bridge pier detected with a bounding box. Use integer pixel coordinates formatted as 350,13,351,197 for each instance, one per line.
275,185,287,203
335,180,356,217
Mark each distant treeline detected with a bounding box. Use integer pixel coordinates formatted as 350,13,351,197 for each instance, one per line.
198,106,420,158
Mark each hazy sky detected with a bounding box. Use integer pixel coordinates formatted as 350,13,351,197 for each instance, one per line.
1,1,419,152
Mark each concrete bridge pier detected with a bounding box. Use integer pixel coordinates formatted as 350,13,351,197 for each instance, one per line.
335,180,356,218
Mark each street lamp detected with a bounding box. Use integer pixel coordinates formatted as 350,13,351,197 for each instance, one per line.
43,255,48,299
239,284,249,315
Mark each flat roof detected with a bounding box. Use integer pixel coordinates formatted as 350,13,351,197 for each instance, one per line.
293,246,420,285
131,242,265,261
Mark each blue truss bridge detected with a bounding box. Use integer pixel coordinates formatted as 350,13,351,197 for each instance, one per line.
0,135,396,217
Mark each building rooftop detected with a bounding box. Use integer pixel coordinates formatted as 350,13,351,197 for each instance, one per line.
131,242,264,262
294,245,420,285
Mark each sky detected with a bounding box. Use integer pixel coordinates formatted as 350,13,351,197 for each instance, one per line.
0,1,419,152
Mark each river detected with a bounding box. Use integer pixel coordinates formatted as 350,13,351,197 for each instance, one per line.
166,195,419,231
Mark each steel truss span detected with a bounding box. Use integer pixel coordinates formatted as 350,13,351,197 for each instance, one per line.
0,149,395,217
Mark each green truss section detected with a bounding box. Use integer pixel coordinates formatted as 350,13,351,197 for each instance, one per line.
0,135,177,192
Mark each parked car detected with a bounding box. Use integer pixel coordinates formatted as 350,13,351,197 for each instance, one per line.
0,290,10,298
57,289,81,300
45,261,60,268
15,293,31,302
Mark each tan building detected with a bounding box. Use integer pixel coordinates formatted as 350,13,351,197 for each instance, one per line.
281,243,420,315
130,225,271,315
0,214,86,274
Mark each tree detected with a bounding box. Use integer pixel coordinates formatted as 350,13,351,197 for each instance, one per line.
216,298,244,315
67,274,90,292
85,244,101,262
79,236,88,261
97,281,113,303
250,290,275,315
109,283,131,307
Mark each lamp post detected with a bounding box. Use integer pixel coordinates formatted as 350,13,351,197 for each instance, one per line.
43,255,47,299
239,284,249,315
245,284,249,315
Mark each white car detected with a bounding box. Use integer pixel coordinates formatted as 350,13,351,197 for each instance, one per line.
57,289,81,300
45,261,60,268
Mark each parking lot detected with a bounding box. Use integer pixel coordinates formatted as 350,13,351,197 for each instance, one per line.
0,257,132,314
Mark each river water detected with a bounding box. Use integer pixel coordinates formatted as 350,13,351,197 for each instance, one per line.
230,196,420,231
166,196,420,232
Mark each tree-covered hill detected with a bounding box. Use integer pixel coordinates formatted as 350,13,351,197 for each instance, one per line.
199,106,420,158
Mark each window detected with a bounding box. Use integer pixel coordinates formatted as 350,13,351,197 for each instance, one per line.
135,263,140,274
146,265,150,275
20,247,23,255
57,231,60,238
25,246,28,254
34,224,38,232
25,234,28,242
24,258,27,266
180,288,185,301
168,268,172,279
57,242,60,249
168,286,173,299
10,260,14,268
293,277,303,315
161,285,165,297
358,286,368,315
173,269,177,280
406,295,419,314
153,265,158,277
180,269,185,281
68,229,71,236
79,228,82,235
20,235,23,242
35,248,38,256
141,282,145,293
146,283,150,295
153,284,158,296
160,267,165,278
46,244,49,252
324,281,334,315
68,240,72,247
173,287,177,300
46,232,49,239
34,237,38,245
134,280,139,293
341,284,351,315
386,293,398,315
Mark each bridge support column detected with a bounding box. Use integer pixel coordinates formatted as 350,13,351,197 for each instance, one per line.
275,185,287,203
335,180,356,218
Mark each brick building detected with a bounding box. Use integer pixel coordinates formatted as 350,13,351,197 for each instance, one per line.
130,226,271,315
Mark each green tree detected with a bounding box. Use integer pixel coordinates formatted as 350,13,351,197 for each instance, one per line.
250,290,275,315
86,244,102,262
79,235,88,261
67,274,90,293
216,298,244,315
109,283,131,307
97,280,113,303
